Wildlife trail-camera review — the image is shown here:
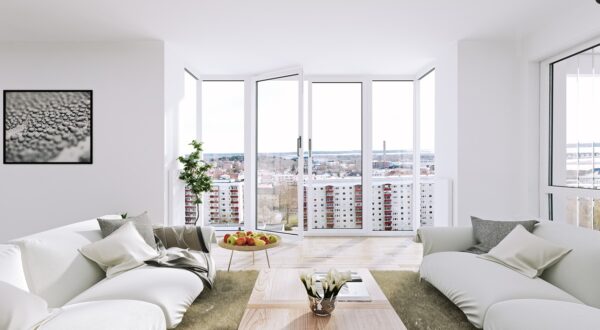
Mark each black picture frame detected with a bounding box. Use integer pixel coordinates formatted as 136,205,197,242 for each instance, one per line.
3,90,93,164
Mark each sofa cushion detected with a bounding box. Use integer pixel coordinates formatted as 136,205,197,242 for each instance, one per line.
40,300,165,330
534,220,600,309
479,225,571,278
0,244,29,291
469,216,538,253
79,221,159,278
420,252,581,328
484,299,600,330
0,282,50,330
10,219,106,307
98,212,157,249
67,265,203,329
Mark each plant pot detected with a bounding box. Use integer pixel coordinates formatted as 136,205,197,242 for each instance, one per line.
308,296,336,316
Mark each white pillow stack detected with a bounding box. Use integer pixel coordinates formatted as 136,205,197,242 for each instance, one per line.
79,221,159,278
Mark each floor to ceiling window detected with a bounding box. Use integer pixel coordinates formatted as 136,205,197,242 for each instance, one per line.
256,74,302,234
543,42,600,231
198,71,437,234
200,80,245,228
418,70,436,227
309,82,363,230
371,81,414,231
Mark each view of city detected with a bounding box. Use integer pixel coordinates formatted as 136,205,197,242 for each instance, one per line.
199,151,435,231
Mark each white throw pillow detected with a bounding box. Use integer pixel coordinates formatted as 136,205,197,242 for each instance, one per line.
0,281,50,330
79,222,159,278
479,225,572,278
0,244,29,292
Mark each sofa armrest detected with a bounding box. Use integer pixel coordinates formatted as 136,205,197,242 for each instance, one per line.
415,227,475,256
198,226,216,251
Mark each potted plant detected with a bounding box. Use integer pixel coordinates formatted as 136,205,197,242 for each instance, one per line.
300,269,352,316
178,140,213,225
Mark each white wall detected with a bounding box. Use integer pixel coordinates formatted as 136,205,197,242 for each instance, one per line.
0,41,166,241
456,40,533,225
163,42,188,226
434,43,459,225
435,39,540,226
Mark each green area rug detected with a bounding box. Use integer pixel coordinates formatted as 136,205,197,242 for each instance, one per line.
371,271,476,330
176,270,259,330
177,270,475,330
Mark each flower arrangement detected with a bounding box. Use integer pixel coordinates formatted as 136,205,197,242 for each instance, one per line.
300,269,352,316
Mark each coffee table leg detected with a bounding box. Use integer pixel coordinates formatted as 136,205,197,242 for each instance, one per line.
252,251,255,265
265,249,270,268
227,250,234,272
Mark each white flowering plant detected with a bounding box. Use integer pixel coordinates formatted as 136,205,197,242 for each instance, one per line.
300,269,352,300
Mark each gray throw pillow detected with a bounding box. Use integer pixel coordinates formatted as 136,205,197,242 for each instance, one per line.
97,212,157,249
467,216,538,253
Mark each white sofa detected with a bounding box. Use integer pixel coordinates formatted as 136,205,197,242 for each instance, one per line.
417,220,600,330
1,216,215,330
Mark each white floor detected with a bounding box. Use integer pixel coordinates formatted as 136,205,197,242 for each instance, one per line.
212,236,423,272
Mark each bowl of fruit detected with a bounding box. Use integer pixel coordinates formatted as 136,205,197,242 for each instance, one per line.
218,230,281,251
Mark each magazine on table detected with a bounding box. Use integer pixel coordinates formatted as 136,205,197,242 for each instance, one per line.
313,272,371,302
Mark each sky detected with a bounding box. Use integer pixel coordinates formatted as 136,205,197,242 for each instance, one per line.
198,76,435,155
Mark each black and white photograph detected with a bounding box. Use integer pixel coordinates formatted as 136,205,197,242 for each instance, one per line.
3,90,92,164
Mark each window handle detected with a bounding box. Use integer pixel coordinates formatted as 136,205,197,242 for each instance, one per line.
309,138,312,157
297,136,302,157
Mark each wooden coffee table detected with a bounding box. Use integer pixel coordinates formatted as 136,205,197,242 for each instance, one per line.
238,268,406,330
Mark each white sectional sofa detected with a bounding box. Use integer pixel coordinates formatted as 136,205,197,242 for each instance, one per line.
417,220,600,330
1,216,215,330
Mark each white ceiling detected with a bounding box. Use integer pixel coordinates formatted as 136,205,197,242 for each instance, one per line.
0,0,584,75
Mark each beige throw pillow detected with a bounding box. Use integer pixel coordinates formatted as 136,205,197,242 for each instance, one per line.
478,225,572,278
79,221,159,278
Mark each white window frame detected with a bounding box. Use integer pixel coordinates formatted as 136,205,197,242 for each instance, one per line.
197,72,434,236
539,37,600,221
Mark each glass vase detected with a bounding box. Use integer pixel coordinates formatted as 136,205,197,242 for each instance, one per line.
308,295,336,316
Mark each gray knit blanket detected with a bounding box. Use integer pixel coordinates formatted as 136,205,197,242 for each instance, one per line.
145,226,215,288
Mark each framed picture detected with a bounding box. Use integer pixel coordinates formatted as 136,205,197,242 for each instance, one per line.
3,90,93,164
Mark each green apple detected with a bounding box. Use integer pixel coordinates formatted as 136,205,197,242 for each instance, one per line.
227,235,237,245
268,235,278,244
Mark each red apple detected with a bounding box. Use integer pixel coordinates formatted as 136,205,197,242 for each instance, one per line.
246,237,256,246
260,236,269,245
223,234,231,243
235,237,247,246
246,231,253,236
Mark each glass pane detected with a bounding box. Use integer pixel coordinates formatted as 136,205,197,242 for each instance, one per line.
310,82,362,229
201,81,245,227
420,180,435,227
256,75,300,234
420,70,436,176
579,197,594,229
595,199,600,230
552,194,600,231
419,70,436,227
372,81,413,231
180,72,198,224
552,46,600,188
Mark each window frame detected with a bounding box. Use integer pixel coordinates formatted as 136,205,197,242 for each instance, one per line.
540,37,600,221
196,73,436,236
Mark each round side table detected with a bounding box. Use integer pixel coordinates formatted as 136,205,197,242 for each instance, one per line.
218,235,281,271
